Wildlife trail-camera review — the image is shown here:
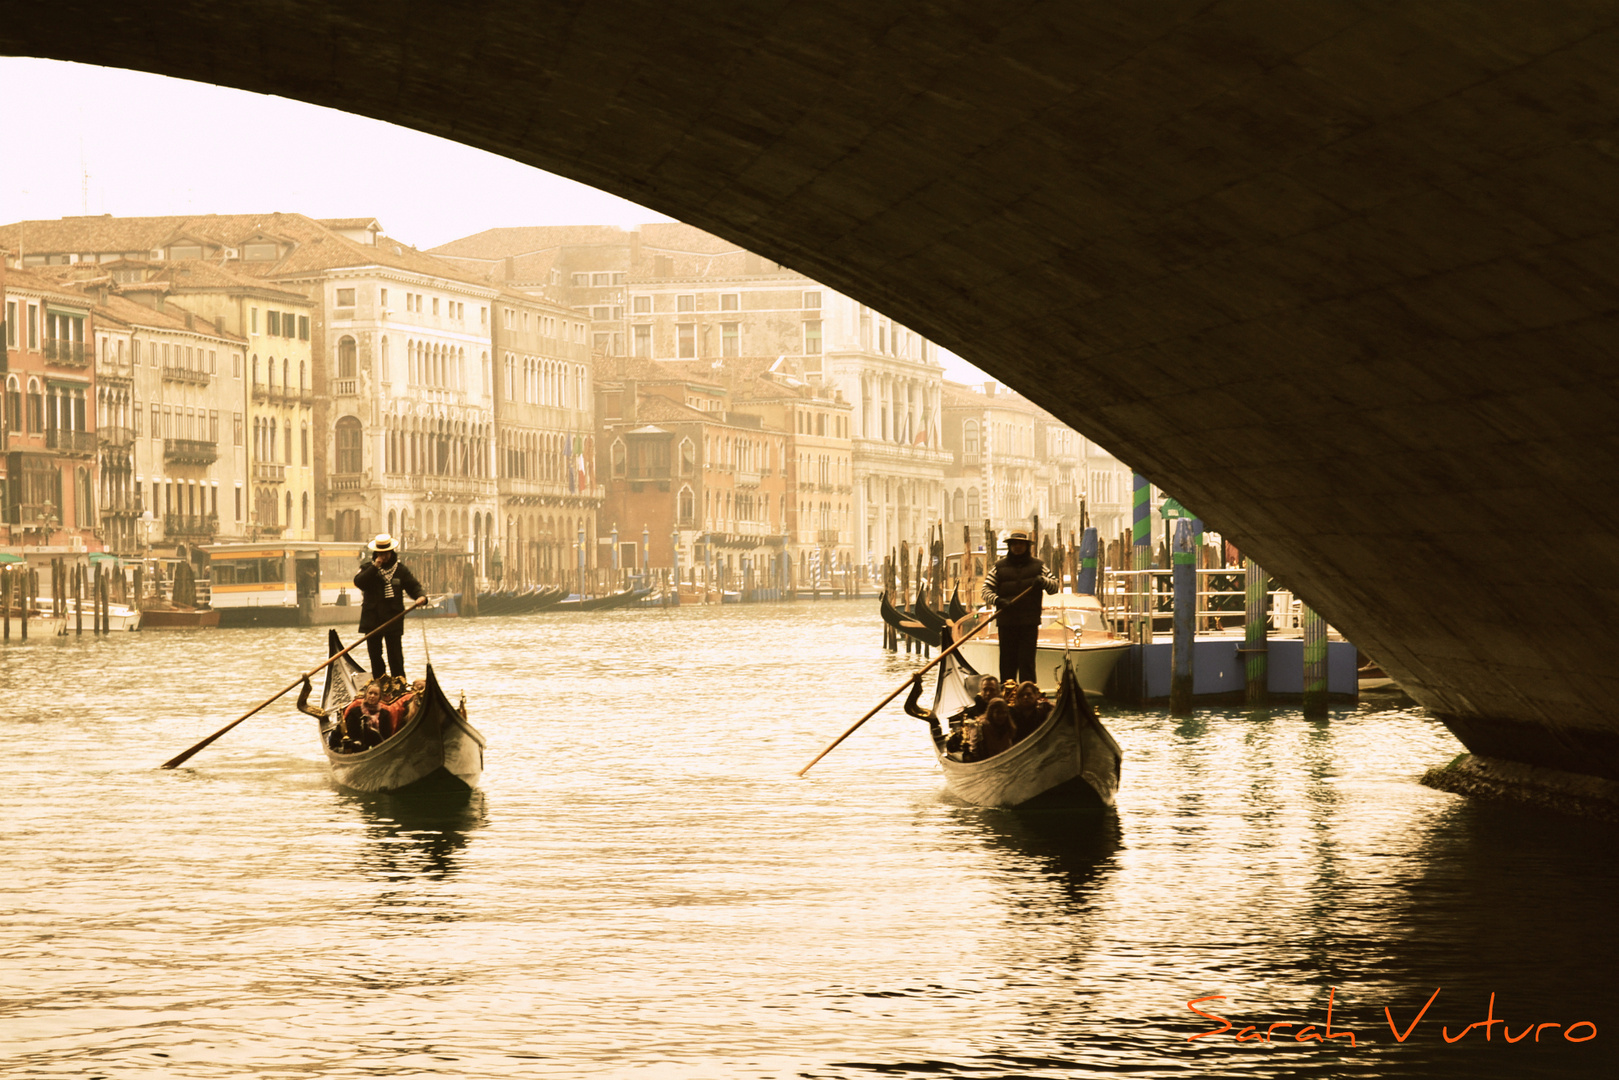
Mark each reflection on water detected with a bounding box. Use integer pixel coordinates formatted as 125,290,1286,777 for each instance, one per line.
341,789,489,884
0,605,1613,1079
962,806,1122,914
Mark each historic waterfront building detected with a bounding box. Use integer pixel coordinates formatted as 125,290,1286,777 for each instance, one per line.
724,362,855,585
940,379,1138,545
1,269,99,551
82,261,318,542
0,214,521,578
89,292,249,552
595,356,790,588
491,289,601,585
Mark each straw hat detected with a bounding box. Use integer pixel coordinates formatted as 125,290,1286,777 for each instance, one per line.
368,533,398,553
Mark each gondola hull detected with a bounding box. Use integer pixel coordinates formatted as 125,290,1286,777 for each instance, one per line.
318,631,485,794
929,653,1122,808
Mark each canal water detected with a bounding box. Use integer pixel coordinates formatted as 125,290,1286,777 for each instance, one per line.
1,604,1612,1079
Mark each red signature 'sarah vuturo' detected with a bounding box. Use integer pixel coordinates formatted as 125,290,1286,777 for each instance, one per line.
1187,988,1597,1046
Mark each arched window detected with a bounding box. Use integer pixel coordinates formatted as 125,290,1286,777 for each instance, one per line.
3,375,20,432
337,336,358,378
966,487,981,522
334,416,364,474
679,438,695,477
610,438,627,479
26,378,44,432
378,339,388,383
299,359,308,390
952,489,966,521
302,491,310,529
251,354,259,387
678,485,695,526
963,420,979,456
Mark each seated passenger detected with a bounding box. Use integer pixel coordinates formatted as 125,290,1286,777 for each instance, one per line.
965,699,1017,761
1010,681,1053,741
341,680,394,751
962,674,1002,720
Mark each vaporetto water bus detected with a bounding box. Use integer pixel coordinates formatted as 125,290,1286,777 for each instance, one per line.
202,541,370,628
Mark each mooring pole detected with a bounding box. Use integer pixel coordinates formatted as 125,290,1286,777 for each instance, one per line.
1243,557,1268,704
1302,603,1328,717
1132,473,1152,645
1170,520,1195,714
1076,526,1099,595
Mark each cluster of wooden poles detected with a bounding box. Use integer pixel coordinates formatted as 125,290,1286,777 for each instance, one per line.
1,558,124,640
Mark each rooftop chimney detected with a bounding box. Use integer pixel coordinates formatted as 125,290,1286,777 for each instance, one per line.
983,381,996,396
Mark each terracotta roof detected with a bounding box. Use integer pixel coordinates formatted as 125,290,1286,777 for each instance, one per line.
635,222,742,255
83,291,239,341
597,353,726,390
142,260,312,301
0,212,493,290
0,266,94,305
317,217,382,230
631,393,716,425
428,224,634,260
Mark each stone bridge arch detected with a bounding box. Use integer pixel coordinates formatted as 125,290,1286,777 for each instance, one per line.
7,2,1619,793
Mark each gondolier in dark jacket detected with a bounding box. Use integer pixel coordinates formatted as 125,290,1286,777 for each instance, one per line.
353,534,425,681
981,530,1059,685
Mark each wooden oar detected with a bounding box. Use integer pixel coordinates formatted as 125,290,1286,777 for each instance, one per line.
796,586,1033,777
159,597,429,769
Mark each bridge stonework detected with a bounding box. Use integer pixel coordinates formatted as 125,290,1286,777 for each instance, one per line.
9,2,1619,793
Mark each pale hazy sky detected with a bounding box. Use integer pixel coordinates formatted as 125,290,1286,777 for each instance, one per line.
1,57,991,384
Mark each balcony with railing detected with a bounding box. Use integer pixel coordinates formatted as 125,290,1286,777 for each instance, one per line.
101,491,143,516
817,528,841,545
253,462,286,483
161,364,211,386
96,357,134,385
45,428,98,455
165,512,218,538
164,438,220,465
735,470,761,487
297,387,314,405
98,425,136,448
251,380,270,401
382,473,495,497
332,378,358,396
330,473,365,492
42,338,92,367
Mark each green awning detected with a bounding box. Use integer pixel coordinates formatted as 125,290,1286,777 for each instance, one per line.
88,553,122,565
1160,497,1194,519
0,553,22,564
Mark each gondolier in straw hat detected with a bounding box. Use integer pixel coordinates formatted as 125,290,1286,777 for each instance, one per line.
981,529,1059,685
353,534,426,681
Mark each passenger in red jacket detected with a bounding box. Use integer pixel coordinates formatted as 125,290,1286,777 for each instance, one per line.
341,680,394,751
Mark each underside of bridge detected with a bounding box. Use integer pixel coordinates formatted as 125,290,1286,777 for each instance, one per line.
9,2,1619,790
